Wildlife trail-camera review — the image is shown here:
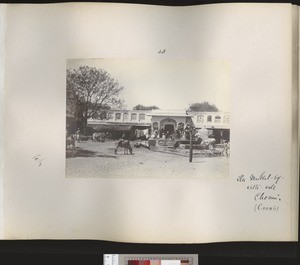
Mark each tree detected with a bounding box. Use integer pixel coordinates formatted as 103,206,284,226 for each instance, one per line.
133,104,160,110
67,65,124,134
91,99,126,120
187,102,219,112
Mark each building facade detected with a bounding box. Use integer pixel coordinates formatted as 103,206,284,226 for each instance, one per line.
87,109,230,142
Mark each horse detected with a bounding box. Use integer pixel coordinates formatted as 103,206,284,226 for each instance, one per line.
115,140,133,155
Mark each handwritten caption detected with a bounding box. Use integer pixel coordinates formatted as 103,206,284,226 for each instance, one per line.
158,49,166,54
237,172,283,212
32,154,46,166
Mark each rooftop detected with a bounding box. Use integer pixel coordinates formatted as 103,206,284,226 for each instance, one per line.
147,110,190,117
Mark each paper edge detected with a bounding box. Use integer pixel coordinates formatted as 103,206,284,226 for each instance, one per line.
0,4,7,240
291,4,299,242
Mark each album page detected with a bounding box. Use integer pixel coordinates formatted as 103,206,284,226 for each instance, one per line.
2,3,299,242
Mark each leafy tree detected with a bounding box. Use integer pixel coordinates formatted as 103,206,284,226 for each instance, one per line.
91,99,126,120
67,65,124,134
133,104,160,110
188,102,219,112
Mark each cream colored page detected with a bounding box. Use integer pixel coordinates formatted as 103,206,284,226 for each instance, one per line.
0,4,6,239
4,3,296,242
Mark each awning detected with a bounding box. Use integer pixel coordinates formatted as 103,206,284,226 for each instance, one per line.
88,123,150,131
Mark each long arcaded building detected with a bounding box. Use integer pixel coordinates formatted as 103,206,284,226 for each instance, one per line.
87,109,230,143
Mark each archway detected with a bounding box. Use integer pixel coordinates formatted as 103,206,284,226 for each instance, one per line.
160,118,177,134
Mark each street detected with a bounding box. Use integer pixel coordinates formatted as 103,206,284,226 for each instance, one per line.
66,140,230,179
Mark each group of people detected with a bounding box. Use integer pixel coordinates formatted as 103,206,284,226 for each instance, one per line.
150,123,194,140
67,125,230,156
220,139,230,157
65,128,81,149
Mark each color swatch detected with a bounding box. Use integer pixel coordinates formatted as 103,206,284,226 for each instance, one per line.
127,258,191,265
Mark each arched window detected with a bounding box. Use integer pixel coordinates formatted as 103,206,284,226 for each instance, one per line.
153,122,159,130
115,113,121,120
197,115,204,123
214,115,221,123
108,113,114,120
123,113,129,121
224,115,229,123
139,113,145,121
207,115,212,122
131,113,137,121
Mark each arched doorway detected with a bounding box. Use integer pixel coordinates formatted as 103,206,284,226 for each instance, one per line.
160,118,177,134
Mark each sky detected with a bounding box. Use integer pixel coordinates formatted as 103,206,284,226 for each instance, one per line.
67,59,230,112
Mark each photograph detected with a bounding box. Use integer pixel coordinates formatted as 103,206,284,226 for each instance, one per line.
66,59,230,178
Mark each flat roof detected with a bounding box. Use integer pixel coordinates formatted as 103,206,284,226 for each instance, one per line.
148,113,191,117
147,110,190,117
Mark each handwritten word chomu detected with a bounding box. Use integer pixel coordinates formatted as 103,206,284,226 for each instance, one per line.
254,203,279,212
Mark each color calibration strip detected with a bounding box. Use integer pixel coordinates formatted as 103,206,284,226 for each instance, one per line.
126,258,191,265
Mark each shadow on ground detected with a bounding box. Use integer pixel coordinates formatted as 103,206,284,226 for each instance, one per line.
66,148,117,159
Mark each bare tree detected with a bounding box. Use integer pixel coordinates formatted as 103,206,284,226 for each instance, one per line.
67,65,124,134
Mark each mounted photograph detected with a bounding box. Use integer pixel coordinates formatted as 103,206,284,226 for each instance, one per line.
66,59,230,178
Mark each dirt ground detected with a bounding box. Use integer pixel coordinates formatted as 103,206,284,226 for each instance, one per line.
66,140,230,179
